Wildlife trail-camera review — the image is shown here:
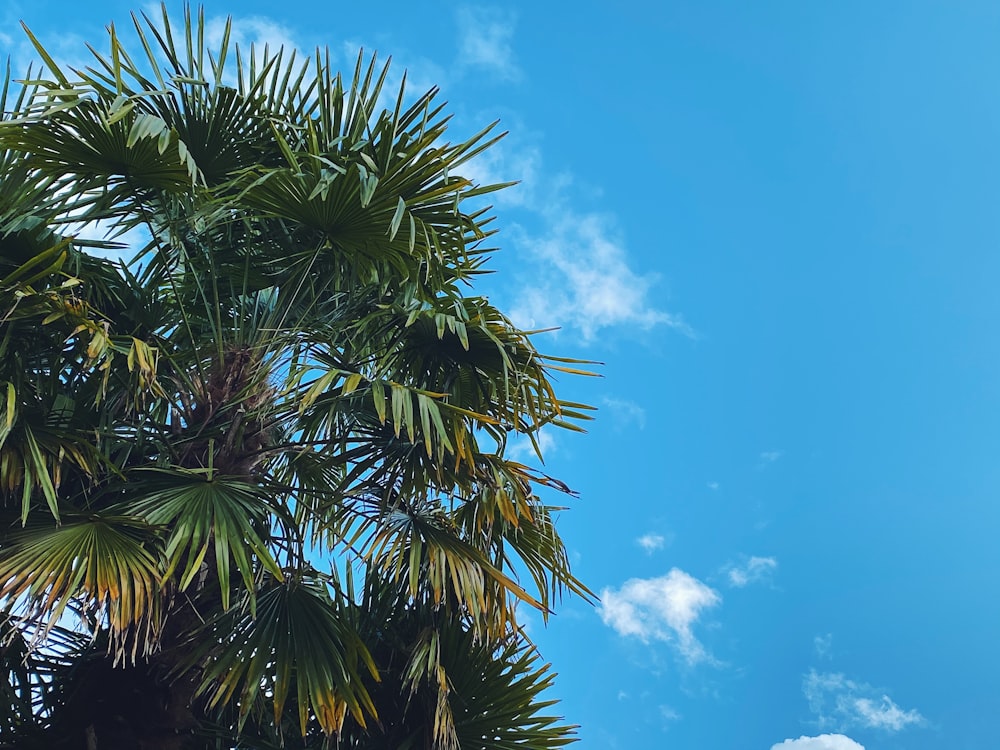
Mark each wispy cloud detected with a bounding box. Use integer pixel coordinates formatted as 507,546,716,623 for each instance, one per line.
852,696,924,731
455,6,521,81
597,569,720,664
760,450,784,464
707,481,720,490
659,705,682,727
814,633,833,660
463,132,687,342
602,397,647,430
726,555,777,587
771,735,865,750
804,671,925,733
507,429,557,463
508,210,692,341
636,533,665,553
203,13,304,59
461,139,545,207
3,18,92,81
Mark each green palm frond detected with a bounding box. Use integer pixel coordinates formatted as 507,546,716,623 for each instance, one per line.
124,468,283,609
320,573,579,750
446,631,578,750
188,573,377,737
0,515,162,641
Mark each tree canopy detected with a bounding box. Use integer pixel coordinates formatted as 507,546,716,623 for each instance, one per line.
0,5,596,749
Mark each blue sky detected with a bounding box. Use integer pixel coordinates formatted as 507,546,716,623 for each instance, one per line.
4,1,1000,748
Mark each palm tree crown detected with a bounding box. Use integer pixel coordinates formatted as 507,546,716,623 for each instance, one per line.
0,6,594,748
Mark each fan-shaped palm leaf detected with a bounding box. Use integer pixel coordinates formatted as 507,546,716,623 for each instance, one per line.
186,573,377,736
0,515,162,642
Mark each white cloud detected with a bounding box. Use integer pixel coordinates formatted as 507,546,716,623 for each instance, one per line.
636,533,665,553
598,569,720,664
464,132,687,342
204,14,303,59
455,6,521,81
814,633,833,660
515,602,534,636
659,705,682,725
461,73,686,345
194,10,313,90
507,429,557,463
602,397,647,430
852,696,924,731
508,211,692,341
462,141,545,207
3,21,92,83
804,671,924,733
707,481,720,490
727,556,778,587
771,734,865,750
123,6,318,93
760,450,784,463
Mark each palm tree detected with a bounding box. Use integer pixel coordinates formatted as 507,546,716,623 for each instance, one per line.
0,6,594,749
